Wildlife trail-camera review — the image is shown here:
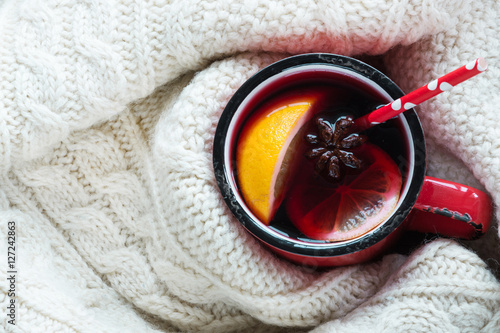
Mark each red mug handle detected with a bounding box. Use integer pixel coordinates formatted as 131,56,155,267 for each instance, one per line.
406,176,493,239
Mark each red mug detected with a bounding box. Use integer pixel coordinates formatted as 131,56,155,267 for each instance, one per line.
213,53,492,267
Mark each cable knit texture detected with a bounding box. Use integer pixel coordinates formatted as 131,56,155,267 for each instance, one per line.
0,0,499,332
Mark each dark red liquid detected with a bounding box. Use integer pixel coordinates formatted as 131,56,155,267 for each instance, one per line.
234,69,409,243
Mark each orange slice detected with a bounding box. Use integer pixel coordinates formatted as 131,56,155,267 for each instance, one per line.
236,91,328,224
286,143,402,241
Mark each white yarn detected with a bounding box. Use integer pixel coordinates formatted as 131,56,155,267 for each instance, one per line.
0,0,499,332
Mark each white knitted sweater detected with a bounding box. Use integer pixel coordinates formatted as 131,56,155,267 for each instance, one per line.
1,0,499,332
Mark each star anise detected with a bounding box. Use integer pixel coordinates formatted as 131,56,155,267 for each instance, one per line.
304,116,367,181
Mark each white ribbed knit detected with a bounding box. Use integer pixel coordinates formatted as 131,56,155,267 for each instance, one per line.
0,0,499,332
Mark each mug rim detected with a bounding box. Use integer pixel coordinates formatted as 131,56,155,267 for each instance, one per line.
213,53,426,257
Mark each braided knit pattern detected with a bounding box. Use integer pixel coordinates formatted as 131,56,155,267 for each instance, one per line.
0,0,499,332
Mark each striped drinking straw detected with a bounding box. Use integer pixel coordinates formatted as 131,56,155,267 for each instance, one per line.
353,57,488,132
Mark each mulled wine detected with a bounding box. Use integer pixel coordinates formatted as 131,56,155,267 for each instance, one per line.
234,68,409,243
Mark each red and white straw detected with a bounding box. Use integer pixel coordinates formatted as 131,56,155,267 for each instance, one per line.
354,57,488,131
